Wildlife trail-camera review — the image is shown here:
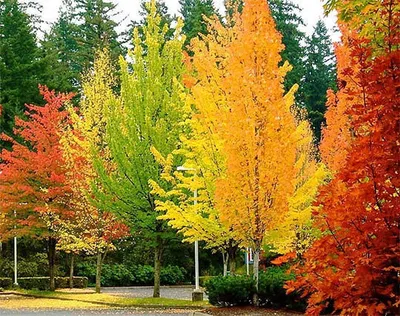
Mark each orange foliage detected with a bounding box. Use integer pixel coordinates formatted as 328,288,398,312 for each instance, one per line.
288,2,400,314
187,0,309,279
0,86,75,239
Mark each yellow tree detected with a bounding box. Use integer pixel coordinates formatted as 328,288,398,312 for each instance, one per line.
150,115,241,275
187,0,321,297
61,49,128,293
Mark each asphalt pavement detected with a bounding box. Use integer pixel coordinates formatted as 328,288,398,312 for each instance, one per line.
101,286,208,301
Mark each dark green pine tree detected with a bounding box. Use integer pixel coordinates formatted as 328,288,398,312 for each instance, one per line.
301,20,337,143
40,0,126,91
40,2,80,93
0,0,42,148
130,0,175,44
179,0,219,47
72,0,126,72
269,0,306,101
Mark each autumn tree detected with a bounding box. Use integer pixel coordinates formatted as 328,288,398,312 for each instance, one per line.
187,0,320,302
92,1,187,298
287,1,400,314
60,48,130,293
0,87,75,291
150,114,241,275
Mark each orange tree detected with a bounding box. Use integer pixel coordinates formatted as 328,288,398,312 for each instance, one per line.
187,0,317,299
0,86,75,290
286,1,400,314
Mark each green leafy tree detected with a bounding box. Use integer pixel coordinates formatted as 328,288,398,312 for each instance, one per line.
301,20,337,143
179,0,219,47
0,0,42,148
269,0,306,100
93,0,187,298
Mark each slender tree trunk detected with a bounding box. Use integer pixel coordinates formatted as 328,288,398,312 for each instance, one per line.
48,237,57,291
95,252,102,293
69,254,74,289
228,250,237,275
222,252,228,276
153,236,162,298
252,249,260,306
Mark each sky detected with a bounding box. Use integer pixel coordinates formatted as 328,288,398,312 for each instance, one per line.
29,0,339,41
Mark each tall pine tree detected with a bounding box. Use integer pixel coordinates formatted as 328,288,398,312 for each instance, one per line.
179,0,219,47
41,0,126,90
269,0,306,99
0,0,42,147
301,20,337,143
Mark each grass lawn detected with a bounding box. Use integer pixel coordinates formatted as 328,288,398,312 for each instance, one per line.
6,289,208,309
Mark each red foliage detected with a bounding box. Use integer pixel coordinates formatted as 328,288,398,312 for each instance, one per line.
287,10,400,316
0,86,75,239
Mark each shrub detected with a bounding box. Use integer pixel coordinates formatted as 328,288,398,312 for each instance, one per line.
132,265,154,285
205,267,306,310
0,277,12,289
205,275,255,306
258,266,294,307
18,277,88,290
76,262,188,287
101,264,134,287
160,265,186,285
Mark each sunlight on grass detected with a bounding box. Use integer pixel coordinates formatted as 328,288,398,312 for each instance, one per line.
15,290,208,308
0,297,105,309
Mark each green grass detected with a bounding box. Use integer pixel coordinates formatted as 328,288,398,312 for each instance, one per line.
14,289,208,308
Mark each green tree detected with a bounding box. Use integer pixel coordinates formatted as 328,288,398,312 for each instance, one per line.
40,0,126,90
93,0,187,298
301,20,337,143
179,0,219,47
0,0,42,148
40,2,81,92
269,0,306,100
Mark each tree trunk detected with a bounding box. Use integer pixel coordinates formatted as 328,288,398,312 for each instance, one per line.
69,254,74,289
95,252,102,293
48,237,57,291
153,237,162,298
228,244,238,275
228,252,236,275
222,252,228,276
252,249,260,306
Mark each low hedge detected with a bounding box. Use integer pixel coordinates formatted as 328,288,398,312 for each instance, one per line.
0,277,12,289
205,275,255,306
76,263,187,287
205,267,306,310
18,277,88,290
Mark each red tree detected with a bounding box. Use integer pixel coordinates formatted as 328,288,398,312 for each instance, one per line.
287,6,400,316
0,86,75,290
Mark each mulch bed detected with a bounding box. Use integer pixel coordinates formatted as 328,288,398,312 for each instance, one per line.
203,306,303,315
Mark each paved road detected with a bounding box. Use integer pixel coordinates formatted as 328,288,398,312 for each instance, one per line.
0,308,191,316
101,286,207,301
